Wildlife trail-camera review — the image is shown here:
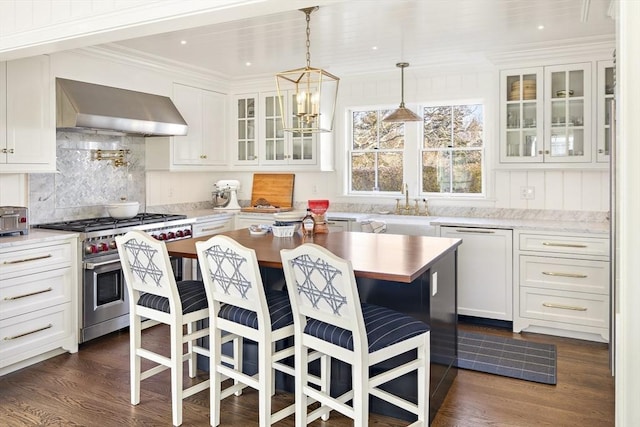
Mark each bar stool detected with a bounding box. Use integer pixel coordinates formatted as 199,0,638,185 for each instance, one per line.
280,243,431,426
196,234,300,426
116,230,210,427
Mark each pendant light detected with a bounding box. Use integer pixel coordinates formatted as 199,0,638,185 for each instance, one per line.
383,62,421,122
275,6,339,133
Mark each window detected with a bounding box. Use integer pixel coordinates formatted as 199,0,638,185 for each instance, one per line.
348,103,484,196
421,104,483,194
350,109,404,192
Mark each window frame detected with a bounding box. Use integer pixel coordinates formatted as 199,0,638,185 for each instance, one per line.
420,102,486,197
346,100,486,199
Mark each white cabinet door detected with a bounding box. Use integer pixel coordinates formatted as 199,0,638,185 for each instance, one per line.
544,63,592,163
440,226,513,320
596,60,614,163
171,83,226,167
232,94,259,165
259,91,317,166
2,56,55,172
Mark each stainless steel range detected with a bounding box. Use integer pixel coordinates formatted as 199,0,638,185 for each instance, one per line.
36,213,194,343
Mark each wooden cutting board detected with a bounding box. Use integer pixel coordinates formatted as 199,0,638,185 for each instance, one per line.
240,173,295,212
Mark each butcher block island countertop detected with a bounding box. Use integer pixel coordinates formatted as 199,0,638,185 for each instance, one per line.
166,229,461,283
166,229,461,423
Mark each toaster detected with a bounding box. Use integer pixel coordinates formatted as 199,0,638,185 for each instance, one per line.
0,206,29,236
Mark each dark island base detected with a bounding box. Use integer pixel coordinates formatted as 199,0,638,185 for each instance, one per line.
198,250,458,423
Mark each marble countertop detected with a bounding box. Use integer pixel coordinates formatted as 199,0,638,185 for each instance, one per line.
0,229,79,249
171,209,610,236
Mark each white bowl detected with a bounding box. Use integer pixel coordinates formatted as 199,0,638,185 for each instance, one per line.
105,201,139,219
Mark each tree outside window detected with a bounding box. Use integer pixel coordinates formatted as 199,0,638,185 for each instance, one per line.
422,104,483,194
350,109,404,192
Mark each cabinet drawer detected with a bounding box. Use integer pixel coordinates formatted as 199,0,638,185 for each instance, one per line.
520,256,609,294
519,233,608,256
0,242,72,278
0,267,72,320
192,220,232,237
519,287,608,329
0,303,72,368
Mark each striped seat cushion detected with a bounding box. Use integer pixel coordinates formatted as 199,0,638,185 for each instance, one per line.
304,303,429,352
138,280,208,314
218,291,293,331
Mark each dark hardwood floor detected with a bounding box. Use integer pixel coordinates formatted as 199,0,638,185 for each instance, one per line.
0,321,614,426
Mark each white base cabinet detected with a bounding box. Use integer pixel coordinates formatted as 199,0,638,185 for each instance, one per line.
513,231,609,342
0,236,78,375
439,226,513,321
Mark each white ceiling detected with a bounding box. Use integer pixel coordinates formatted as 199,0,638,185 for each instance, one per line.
108,0,615,80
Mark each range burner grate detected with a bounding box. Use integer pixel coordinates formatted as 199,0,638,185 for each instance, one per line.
35,213,187,232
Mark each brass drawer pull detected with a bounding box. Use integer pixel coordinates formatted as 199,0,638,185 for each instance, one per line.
455,229,495,234
542,302,587,311
201,225,225,232
542,271,588,279
542,242,587,248
4,287,53,300
4,324,53,340
3,254,53,265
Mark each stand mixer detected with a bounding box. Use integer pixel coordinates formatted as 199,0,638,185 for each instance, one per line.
212,180,241,210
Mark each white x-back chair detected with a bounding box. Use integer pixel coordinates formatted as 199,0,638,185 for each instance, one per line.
116,230,210,427
281,243,431,427
196,234,302,426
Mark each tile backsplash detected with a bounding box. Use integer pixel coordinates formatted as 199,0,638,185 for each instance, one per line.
29,131,146,224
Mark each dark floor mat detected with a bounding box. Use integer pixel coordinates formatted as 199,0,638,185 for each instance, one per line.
457,330,557,385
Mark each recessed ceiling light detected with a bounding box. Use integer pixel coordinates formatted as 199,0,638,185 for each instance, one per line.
245,62,252,67
180,40,187,45
372,46,378,50
537,25,545,30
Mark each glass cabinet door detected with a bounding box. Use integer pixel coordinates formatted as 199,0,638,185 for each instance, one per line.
235,95,257,163
544,63,592,163
263,94,286,162
500,68,543,163
597,60,615,163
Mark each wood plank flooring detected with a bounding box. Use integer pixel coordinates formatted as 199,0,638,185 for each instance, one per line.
0,321,614,426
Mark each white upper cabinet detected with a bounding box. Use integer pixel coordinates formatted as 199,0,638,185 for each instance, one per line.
1,56,56,173
146,83,227,171
259,91,317,166
172,83,226,167
499,62,594,165
596,60,614,163
232,93,259,165
500,67,544,163
544,63,591,163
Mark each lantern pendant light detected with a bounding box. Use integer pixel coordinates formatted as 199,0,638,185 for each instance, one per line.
383,62,421,122
275,6,339,133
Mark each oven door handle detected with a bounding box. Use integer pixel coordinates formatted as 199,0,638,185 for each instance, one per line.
85,259,121,270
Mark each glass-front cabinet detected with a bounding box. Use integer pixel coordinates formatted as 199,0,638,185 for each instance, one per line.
500,63,592,164
260,91,316,165
500,68,543,163
544,63,591,163
233,94,258,165
597,60,615,163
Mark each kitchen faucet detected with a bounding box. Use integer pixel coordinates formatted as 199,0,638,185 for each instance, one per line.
395,184,429,215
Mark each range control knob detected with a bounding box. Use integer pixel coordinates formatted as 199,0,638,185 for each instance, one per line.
109,240,117,249
184,229,192,236
159,233,168,241
85,244,98,254
176,230,185,238
99,242,109,252
167,231,176,240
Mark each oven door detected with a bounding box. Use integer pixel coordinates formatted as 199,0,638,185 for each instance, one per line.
83,256,129,335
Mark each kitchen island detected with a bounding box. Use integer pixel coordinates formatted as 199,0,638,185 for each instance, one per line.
166,229,461,422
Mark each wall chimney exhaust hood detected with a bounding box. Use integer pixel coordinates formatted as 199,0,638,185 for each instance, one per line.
56,78,188,136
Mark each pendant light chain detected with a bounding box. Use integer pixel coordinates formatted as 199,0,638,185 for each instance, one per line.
305,9,312,69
